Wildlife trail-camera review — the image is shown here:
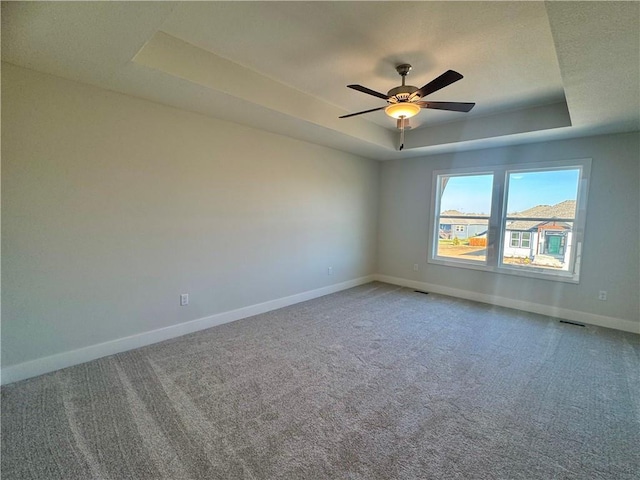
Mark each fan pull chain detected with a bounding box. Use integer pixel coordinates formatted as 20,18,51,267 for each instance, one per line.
399,116,405,150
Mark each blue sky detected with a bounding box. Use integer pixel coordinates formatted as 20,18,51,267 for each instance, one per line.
440,169,580,214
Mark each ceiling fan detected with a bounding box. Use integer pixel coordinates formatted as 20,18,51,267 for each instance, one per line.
339,64,475,150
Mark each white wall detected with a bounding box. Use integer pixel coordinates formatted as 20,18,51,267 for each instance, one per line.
378,132,639,330
1,64,380,369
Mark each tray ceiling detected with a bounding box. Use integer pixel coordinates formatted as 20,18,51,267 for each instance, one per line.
2,1,638,160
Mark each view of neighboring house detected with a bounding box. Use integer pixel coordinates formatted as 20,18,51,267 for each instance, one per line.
439,210,488,239
438,201,578,270
503,200,576,269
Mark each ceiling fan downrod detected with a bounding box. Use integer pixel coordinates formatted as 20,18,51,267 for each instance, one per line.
397,64,411,84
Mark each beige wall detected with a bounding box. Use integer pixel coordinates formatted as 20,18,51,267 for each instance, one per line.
378,132,640,326
1,64,380,367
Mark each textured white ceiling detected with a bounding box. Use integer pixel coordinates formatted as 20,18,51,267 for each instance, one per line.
2,1,638,160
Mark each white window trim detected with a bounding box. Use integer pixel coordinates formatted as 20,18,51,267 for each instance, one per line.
428,159,591,284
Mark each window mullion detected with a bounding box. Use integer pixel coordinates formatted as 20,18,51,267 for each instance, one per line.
486,170,505,267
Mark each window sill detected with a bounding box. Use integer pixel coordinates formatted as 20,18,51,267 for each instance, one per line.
429,256,580,284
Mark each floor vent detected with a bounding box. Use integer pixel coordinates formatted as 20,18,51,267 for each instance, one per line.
559,320,585,327
414,290,429,295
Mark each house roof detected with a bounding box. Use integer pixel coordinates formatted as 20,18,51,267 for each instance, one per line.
507,200,576,231
441,201,576,230
510,200,576,219
1,2,638,160
439,211,489,226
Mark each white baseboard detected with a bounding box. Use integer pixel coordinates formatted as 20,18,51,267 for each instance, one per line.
1,275,375,385
3,272,637,385
374,274,640,334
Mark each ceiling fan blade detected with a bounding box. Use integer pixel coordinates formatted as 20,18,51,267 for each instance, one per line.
418,101,475,113
347,84,390,100
410,70,464,100
339,106,386,119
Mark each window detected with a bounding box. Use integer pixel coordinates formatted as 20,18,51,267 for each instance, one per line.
510,232,521,247
434,173,493,263
509,232,532,248
429,159,590,283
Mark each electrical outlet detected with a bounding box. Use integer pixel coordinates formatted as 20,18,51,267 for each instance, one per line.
598,291,607,301
328,266,333,276
180,293,189,306
413,264,419,271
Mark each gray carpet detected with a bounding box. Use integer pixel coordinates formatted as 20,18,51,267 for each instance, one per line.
2,282,639,479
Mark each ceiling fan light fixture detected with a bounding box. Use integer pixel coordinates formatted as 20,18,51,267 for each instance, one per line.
385,102,421,119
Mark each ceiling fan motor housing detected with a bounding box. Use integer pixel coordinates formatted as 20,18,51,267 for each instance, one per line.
387,85,419,102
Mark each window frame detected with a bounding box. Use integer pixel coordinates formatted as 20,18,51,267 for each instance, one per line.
428,159,591,283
